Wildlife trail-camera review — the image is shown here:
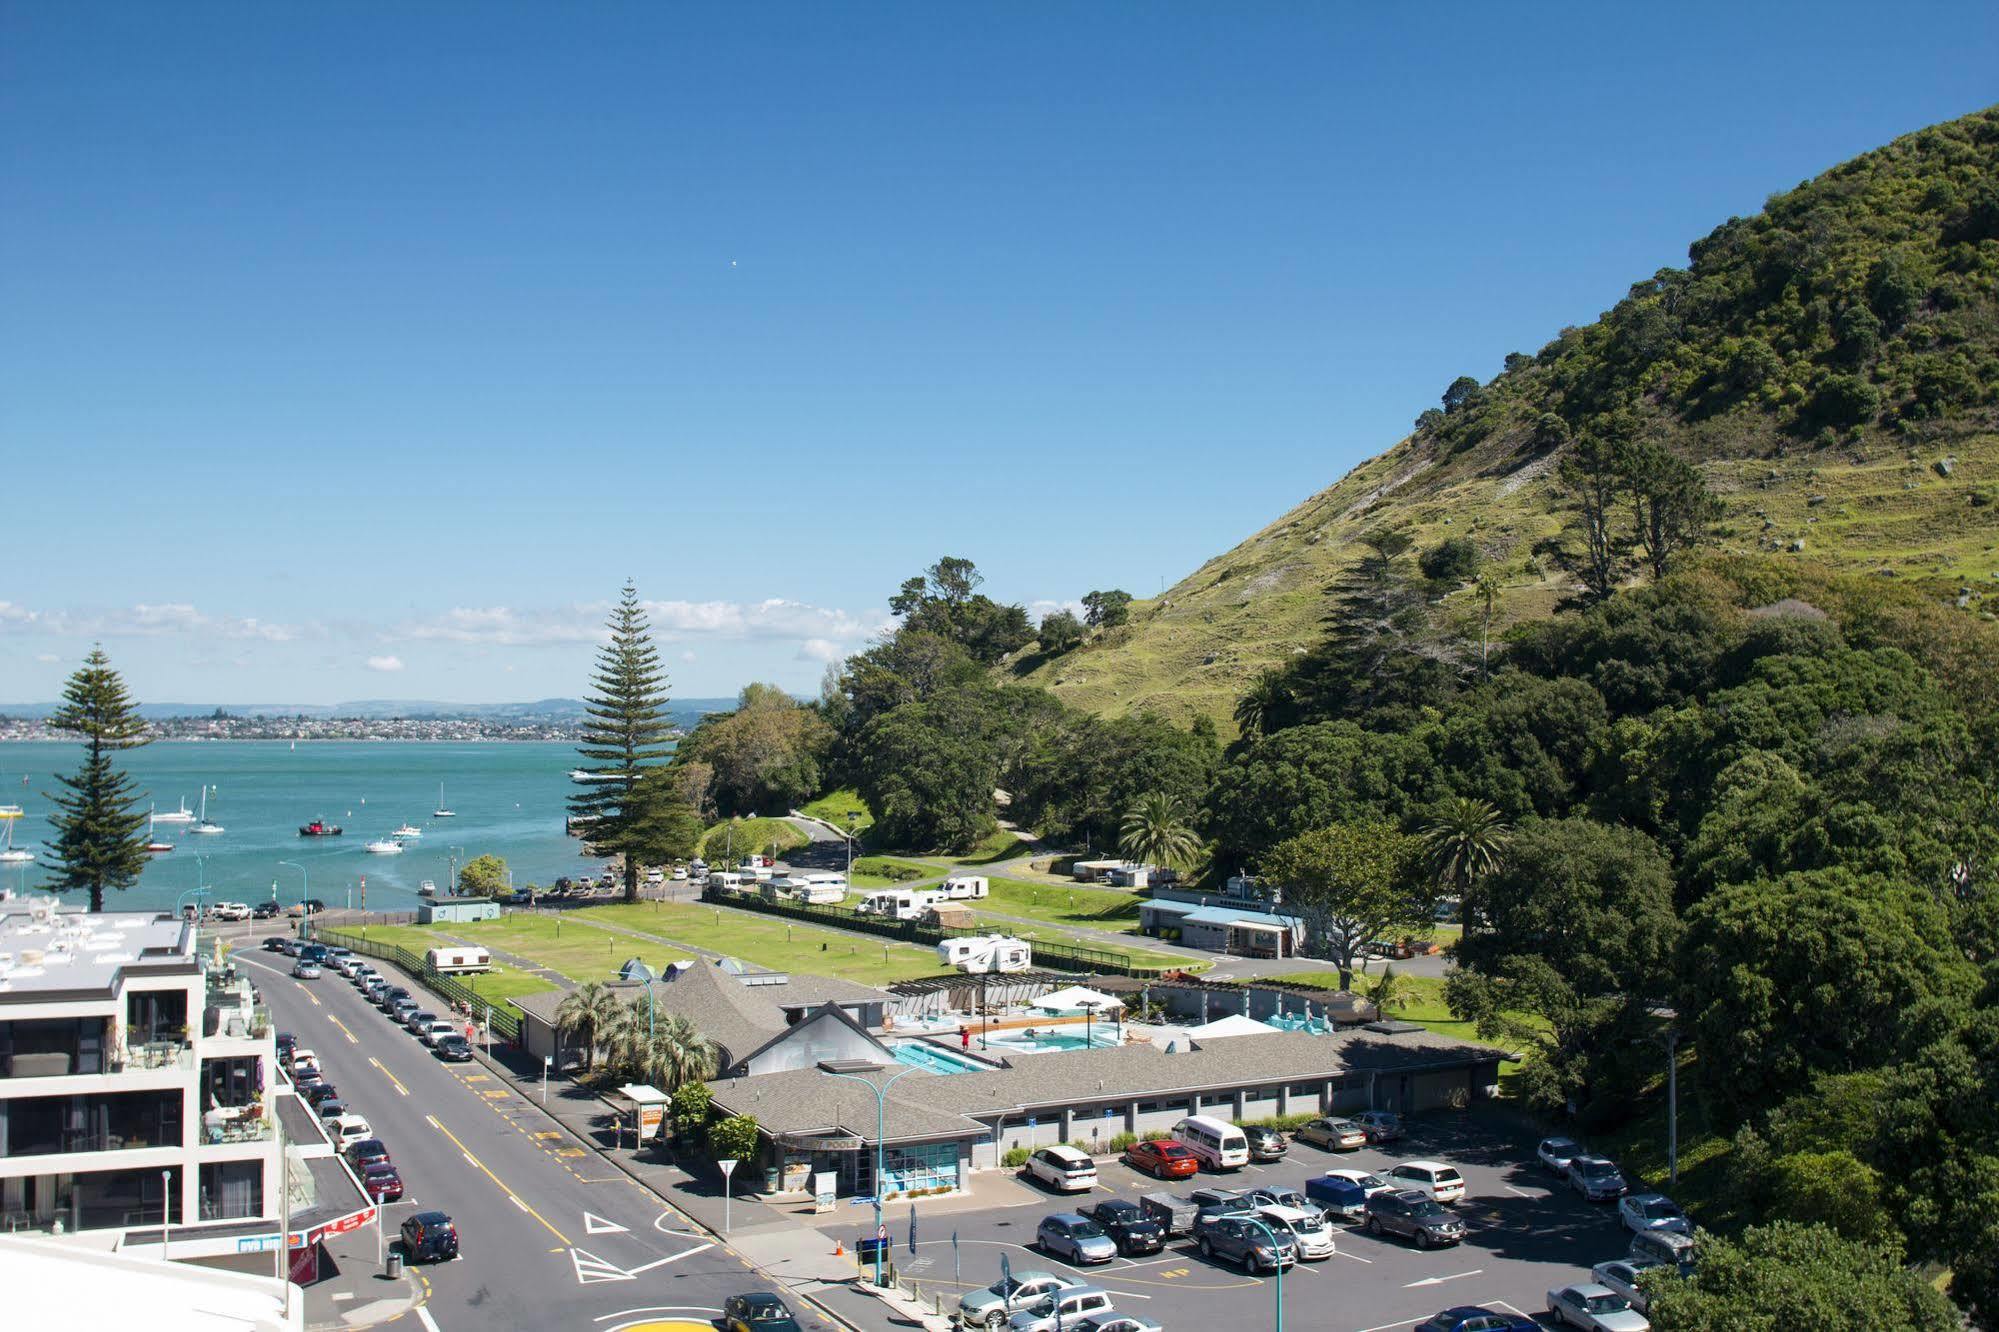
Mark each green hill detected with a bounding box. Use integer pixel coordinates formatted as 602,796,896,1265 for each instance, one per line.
1017,106,1999,731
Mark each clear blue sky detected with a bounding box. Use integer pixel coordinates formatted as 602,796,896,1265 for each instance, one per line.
4,2,1995,704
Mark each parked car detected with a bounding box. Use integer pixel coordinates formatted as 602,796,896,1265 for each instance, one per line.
274,1032,296,1055
1007,1287,1115,1332
210,902,251,921
1136,1192,1198,1237
361,1162,405,1203
301,1082,340,1108
1069,1319,1162,1332
1257,1204,1335,1260
291,1068,325,1092
420,1020,458,1047
346,1139,392,1172
1035,1213,1117,1265
1242,1124,1287,1162
1122,1139,1198,1180
1592,1259,1663,1315
1619,1193,1691,1236
1416,1308,1542,1332
1079,1199,1163,1256
960,1273,1082,1330
291,960,322,979
389,999,419,1023
435,1034,474,1062
1537,1136,1584,1173
314,1099,348,1122
1545,1283,1649,1331
1023,1145,1098,1193
1198,1215,1298,1273
400,1211,459,1264
1191,1201,1250,1241
1353,1109,1404,1143
1567,1155,1629,1202
1629,1228,1696,1274
330,1113,373,1145
378,986,410,1010
721,1292,801,1332
287,1048,320,1074
1363,1190,1466,1248
1293,1116,1368,1151
263,936,290,952
405,1010,438,1035
1384,1161,1466,1205
1241,1186,1316,1216
252,901,281,920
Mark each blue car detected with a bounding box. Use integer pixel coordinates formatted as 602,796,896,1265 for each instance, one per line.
1415,1307,1540,1332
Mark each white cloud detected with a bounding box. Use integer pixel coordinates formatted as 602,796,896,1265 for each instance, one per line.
681,650,698,662
0,601,304,643
1026,598,1086,623
365,655,405,673
795,638,847,664
34,652,59,664
396,598,890,650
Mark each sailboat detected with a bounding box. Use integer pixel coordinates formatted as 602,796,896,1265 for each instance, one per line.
150,797,197,826
144,816,176,854
189,785,224,836
0,807,32,865
433,783,455,818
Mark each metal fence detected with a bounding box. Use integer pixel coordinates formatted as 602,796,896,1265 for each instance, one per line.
699,885,1177,978
315,927,524,1043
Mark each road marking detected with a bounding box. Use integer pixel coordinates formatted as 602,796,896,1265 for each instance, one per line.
369,1058,409,1097
1404,1268,1484,1288
1505,1185,1535,1198
585,1212,629,1235
426,1114,572,1245
1331,1248,1373,1263
415,1306,442,1332
623,1244,711,1276
293,984,321,1008
328,1016,359,1045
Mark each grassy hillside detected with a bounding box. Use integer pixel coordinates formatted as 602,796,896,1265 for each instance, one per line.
1017,106,1999,730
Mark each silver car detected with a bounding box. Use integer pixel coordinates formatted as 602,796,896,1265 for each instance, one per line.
1008,1288,1115,1332
1546,1282,1650,1331
1035,1213,1117,1265
959,1273,1081,1331
1592,1259,1664,1315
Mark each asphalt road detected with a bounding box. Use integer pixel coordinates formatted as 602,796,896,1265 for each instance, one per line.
240,943,840,1332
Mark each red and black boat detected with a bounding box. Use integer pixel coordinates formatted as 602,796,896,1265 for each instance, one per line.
298,819,343,837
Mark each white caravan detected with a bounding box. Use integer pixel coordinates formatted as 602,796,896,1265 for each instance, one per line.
939,875,989,900
936,934,1033,974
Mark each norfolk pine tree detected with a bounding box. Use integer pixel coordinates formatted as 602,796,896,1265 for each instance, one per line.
46,648,153,913
570,583,682,903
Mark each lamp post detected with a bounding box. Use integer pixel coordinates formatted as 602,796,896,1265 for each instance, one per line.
1232,1214,1287,1332
845,811,858,889
541,1055,552,1105
1079,1000,1100,1050
160,1168,173,1261
277,861,308,940
822,1063,917,1286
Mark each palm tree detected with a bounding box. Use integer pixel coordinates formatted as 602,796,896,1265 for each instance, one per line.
607,1002,720,1091
555,981,622,1072
1368,964,1411,1016
1119,792,1201,870
1421,796,1511,897
1233,669,1287,738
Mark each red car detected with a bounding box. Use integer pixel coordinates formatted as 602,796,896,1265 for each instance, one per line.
362,1163,404,1202
1123,1139,1199,1180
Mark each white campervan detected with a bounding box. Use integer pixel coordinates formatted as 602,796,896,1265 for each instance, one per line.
940,875,989,900
858,889,942,920
425,946,492,975
1172,1115,1250,1171
936,934,1032,974
792,872,849,904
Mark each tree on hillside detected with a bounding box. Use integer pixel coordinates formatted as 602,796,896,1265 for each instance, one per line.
1232,668,1288,739
1259,820,1430,989
887,557,1033,665
1082,589,1133,629
1627,441,1723,581
570,582,680,902
853,688,1003,851
674,684,832,816
1558,421,1633,603
1289,527,1452,719
1039,610,1085,655
45,648,152,913
458,854,510,897
1473,571,1500,679
1118,792,1201,870
1643,1222,1958,1331
1420,796,1510,897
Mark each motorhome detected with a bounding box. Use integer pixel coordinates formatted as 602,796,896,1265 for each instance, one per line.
425,946,492,975
789,871,848,904
857,888,944,920
939,875,989,900
936,933,1032,973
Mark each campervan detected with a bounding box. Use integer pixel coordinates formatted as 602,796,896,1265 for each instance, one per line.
425,946,492,975
790,871,848,904
857,889,943,920
939,875,989,901
709,871,747,892
936,933,1032,974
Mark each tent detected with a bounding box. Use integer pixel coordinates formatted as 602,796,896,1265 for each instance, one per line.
1031,985,1123,1014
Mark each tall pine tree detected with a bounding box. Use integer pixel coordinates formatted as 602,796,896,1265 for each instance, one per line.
46,648,153,912
570,583,681,902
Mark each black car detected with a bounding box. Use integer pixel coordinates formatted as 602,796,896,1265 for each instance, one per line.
721,1292,801,1332
252,901,281,920
399,1211,459,1263
274,1031,296,1054
1363,1190,1466,1249
434,1035,474,1062
300,898,326,914
302,1082,341,1107
1242,1125,1287,1162
1080,1199,1164,1256
346,1138,392,1172
1190,1201,1251,1241
262,936,289,952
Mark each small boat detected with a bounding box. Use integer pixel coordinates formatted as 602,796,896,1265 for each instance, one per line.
144,815,175,854
189,785,224,836
418,880,437,897
364,838,404,855
298,819,343,837
0,815,31,865
151,797,197,825
392,822,422,839
433,783,455,818
568,768,627,784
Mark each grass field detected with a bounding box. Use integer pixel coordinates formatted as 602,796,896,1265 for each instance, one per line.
328,921,561,1003
941,829,1036,866
582,902,953,984
850,856,946,890
799,789,872,837
701,816,810,862
361,914,694,987
978,877,1144,932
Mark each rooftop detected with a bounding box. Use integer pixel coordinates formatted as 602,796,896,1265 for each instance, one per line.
0,897,194,999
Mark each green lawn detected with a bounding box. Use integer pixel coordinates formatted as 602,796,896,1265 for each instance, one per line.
851,856,948,889
701,816,810,862
979,877,1144,932
799,789,872,837
969,916,1204,971
944,828,1036,866
396,913,694,986
582,901,954,984
324,921,560,1002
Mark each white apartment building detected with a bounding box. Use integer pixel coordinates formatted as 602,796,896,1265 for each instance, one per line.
0,895,284,1262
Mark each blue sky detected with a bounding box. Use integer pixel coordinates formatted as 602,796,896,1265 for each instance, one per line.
4,3,1995,704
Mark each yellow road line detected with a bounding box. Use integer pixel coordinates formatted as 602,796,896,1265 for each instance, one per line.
425,1113,572,1245
368,1057,409,1097
328,1016,359,1045
293,982,321,1008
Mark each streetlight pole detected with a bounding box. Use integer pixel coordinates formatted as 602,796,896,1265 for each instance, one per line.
845,811,857,889
1230,1214,1286,1332
277,861,308,940
161,1168,173,1261
1080,1000,1099,1051
823,1064,917,1287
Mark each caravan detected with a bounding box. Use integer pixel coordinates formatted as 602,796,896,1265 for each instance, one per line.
936,933,1032,974
939,875,989,900
790,871,849,904
858,889,944,920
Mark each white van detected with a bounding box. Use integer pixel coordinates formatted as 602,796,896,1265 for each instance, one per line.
1172,1115,1250,1171
425,946,492,975
940,875,989,900
858,889,943,920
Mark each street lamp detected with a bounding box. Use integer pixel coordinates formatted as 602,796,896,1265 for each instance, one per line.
845,811,858,889
160,1168,173,1262
1228,1213,1288,1332
1079,1000,1101,1051
822,1063,917,1286
277,861,308,940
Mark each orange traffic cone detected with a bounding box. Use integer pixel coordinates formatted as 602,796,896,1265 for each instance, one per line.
833,1239,845,1257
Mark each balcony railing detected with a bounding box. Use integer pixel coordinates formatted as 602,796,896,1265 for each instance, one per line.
122,1041,195,1072
202,1113,274,1145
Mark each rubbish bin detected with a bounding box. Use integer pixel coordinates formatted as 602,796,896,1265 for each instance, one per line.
385,1250,403,1279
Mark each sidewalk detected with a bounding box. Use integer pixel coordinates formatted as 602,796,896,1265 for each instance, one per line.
302,1217,426,1331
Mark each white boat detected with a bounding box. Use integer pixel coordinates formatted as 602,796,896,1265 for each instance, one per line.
418,880,437,897
150,797,197,825
392,822,422,839
364,838,404,855
569,768,628,784
433,782,455,818
189,786,224,836
0,816,31,865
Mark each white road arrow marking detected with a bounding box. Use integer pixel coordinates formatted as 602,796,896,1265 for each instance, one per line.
584,1212,630,1236
1404,1269,1484,1288
570,1246,636,1284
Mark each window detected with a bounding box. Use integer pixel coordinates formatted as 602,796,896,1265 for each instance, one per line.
871,1141,958,1196
0,1089,184,1156
0,1017,109,1077
72,1165,181,1230
202,1057,262,1110
199,1160,264,1221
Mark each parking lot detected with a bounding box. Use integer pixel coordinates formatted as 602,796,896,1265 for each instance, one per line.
858,1113,1640,1332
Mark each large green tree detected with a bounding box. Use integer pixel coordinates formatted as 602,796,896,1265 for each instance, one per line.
1258,820,1429,989
675,684,833,817
570,583,681,902
1644,1222,1957,1331
45,648,152,913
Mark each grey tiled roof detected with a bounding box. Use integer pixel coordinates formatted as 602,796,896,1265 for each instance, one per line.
764,974,888,1006
706,1067,987,1143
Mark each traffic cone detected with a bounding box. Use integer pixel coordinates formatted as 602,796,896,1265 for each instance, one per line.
834,1239,845,1257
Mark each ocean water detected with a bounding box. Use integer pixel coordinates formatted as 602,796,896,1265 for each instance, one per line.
0,741,604,913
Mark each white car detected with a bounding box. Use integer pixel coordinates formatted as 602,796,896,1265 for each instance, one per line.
1537,1135,1583,1173
421,1020,459,1047
1592,1259,1664,1314
1547,1282,1650,1331
1320,1167,1396,1199
209,901,252,922
1619,1193,1692,1235
671,866,689,881
1383,1160,1466,1205
1257,1204,1335,1260
1023,1145,1098,1193
288,1049,320,1075
1007,1287,1114,1332
329,1113,374,1145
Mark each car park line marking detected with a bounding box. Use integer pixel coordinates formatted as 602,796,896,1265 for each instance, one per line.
1403,1268,1483,1287
1329,1248,1372,1263
415,1307,443,1332
426,1114,573,1245
369,1058,409,1096
624,1244,711,1276
1505,1185,1536,1197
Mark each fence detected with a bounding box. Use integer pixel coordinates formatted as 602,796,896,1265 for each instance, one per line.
699,885,1178,978
315,927,524,1044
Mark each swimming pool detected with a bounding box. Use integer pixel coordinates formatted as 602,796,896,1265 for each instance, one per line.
983,1028,1124,1054
891,1041,990,1075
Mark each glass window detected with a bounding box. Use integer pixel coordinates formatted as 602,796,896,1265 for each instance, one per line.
199,1160,264,1220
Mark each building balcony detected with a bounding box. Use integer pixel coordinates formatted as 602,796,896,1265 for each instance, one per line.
201,1108,275,1146
120,1040,196,1073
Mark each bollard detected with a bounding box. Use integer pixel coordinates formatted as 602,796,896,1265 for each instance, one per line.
385,1250,403,1279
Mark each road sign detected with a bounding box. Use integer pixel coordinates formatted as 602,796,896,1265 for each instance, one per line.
857,1237,889,1256
876,1223,888,1241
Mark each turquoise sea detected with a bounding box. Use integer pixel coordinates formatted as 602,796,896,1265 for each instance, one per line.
0,741,601,913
